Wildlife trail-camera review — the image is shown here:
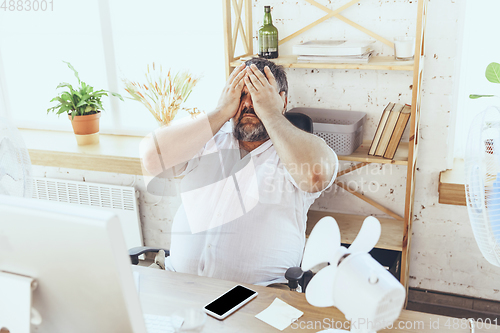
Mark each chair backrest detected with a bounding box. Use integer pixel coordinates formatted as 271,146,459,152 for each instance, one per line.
284,113,313,134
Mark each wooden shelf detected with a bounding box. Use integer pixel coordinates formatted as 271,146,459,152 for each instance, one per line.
231,55,414,71
438,159,466,206
21,129,144,175
307,211,403,252
338,140,409,165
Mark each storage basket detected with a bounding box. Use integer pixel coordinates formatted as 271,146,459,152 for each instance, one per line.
287,107,366,155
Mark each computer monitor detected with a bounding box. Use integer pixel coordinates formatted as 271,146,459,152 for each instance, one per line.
0,195,147,333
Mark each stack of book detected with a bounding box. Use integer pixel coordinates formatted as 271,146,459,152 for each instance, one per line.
368,103,411,159
293,40,375,63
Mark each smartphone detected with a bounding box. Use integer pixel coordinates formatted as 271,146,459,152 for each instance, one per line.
203,285,258,320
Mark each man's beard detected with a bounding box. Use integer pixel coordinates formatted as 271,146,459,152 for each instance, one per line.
233,107,270,142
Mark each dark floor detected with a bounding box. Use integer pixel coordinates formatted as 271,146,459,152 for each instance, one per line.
407,288,500,322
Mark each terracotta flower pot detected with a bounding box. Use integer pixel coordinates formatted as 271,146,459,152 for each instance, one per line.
68,112,101,145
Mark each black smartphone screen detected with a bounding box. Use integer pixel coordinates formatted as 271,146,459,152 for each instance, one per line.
204,285,256,316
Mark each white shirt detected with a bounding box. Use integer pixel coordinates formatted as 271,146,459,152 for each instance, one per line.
165,123,337,286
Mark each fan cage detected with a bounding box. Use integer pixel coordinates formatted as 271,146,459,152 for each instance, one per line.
374,289,406,330
0,117,33,198
464,106,500,267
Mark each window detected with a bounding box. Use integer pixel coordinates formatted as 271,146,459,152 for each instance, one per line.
0,0,225,136
452,0,500,160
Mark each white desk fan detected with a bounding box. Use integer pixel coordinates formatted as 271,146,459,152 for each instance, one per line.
0,116,33,198
0,116,38,333
301,216,405,333
464,105,500,267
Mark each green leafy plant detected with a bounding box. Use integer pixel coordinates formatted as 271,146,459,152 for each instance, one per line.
47,61,123,119
470,62,500,100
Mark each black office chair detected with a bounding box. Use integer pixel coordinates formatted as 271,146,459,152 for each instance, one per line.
284,112,313,134
129,245,312,292
128,245,313,292
129,246,169,265
129,112,315,288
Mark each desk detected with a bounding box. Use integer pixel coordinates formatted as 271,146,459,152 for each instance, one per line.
133,266,497,332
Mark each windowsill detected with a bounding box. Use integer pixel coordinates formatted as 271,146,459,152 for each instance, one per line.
21,129,144,175
438,158,466,206
23,128,468,207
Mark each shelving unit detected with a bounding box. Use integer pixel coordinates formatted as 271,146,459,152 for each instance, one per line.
222,0,428,300
306,211,404,252
230,55,415,71
338,140,409,165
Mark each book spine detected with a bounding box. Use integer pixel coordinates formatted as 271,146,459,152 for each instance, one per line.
368,103,394,156
375,103,404,156
383,104,411,159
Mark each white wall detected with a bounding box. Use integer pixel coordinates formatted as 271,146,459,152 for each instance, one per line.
29,0,500,300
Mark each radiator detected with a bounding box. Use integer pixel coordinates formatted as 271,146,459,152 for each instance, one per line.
31,177,143,249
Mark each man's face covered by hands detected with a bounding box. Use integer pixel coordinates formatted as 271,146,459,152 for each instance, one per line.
232,85,270,142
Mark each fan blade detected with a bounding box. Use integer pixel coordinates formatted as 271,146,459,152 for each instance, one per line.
305,265,337,307
0,183,7,195
0,137,22,182
301,216,341,271
348,216,381,253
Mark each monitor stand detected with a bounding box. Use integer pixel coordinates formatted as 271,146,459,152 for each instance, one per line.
0,271,42,333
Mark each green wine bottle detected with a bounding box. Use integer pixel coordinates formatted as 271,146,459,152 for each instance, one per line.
258,6,278,59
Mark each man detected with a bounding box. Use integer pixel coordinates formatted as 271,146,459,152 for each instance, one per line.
140,58,338,285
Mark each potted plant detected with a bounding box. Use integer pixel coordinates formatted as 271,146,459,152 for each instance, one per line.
122,63,201,126
47,61,123,145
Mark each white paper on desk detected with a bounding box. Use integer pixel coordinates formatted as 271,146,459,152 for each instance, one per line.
255,298,304,331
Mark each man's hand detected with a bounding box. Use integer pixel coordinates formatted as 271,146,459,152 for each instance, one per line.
244,64,286,122
215,63,247,120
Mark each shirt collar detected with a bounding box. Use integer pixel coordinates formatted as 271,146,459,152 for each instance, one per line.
249,139,273,156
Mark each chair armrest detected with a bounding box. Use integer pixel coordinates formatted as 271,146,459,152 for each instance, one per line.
128,246,170,265
284,112,314,134
285,267,313,292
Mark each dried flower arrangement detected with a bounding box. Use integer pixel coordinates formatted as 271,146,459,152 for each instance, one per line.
122,63,202,125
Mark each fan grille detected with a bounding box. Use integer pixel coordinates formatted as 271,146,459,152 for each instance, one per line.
464,106,500,267
374,289,406,330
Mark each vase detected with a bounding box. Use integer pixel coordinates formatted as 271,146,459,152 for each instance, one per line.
68,112,101,145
